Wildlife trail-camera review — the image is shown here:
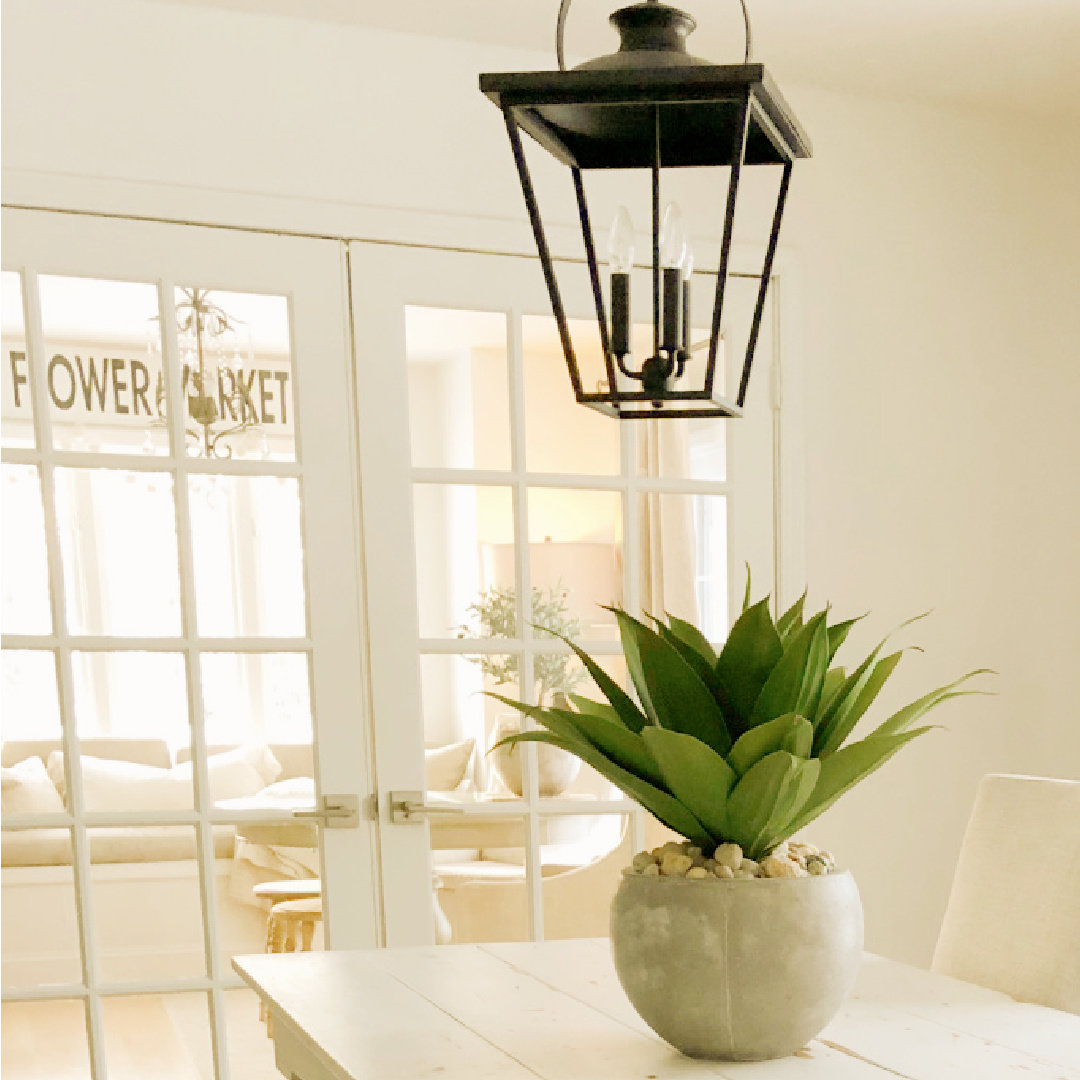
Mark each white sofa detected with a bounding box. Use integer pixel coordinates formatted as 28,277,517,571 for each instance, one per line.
0,738,315,988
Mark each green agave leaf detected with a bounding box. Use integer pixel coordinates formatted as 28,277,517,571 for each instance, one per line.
785,727,933,836
780,716,814,758
818,667,847,721
760,757,821,855
663,613,719,667
568,694,622,723
611,608,655,725
609,608,732,756
550,631,648,733
816,649,906,758
488,695,664,787
811,633,892,751
751,612,829,726
826,616,863,664
727,712,805,777
871,670,994,739
723,750,800,857
742,564,752,613
495,729,714,848
653,618,728,705
715,597,783,731
641,728,735,840
775,590,807,642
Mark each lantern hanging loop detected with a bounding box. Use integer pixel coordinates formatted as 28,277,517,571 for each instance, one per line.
556,0,753,71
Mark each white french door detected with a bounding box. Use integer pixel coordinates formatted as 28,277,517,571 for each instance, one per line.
1,208,377,1080
350,240,782,946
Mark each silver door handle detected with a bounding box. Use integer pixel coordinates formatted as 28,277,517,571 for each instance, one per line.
293,794,361,828
389,790,467,824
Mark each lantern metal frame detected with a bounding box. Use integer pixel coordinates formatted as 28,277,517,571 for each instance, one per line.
480,8,811,420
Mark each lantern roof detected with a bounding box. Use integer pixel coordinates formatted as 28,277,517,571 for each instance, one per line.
480,65,812,170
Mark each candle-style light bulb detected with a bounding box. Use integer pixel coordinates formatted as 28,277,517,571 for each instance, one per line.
608,206,634,357
660,202,686,269
660,203,685,352
608,205,635,273
680,245,694,363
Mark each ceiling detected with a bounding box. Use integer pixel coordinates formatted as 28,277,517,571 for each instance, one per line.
167,0,1080,118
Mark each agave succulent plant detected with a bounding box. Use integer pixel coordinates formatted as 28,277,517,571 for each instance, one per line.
493,587,988,862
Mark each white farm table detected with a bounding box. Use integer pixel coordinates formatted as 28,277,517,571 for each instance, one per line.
234,939,1080,1080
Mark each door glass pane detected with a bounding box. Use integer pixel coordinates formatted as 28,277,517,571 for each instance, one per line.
541,813,629,940
1,650,62,740
638,492,729,641
0,831,81,989
420,653,508,800
406,306,510,471
38,275,169,456
1,999,91,1079
90,827,207,982
1,271,34,449
522,314,620,476
54,468,182,637
1,465,52,634
189,475,306,638
173,287,295,462
526,488,623,641
101,992,213,1080
69,651,192,813
200,652,313,749
415,483,515,639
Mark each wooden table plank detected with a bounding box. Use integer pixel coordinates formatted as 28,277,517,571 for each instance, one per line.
234,951,538,1080
480,940,890,1078
851,955,1080,1072
235,944,1080,1080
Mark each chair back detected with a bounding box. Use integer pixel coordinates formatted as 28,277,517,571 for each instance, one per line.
932,773,1080,1014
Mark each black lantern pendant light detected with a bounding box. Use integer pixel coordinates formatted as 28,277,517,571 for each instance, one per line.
480,0,811,419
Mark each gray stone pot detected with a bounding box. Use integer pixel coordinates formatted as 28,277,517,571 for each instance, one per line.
611,869,863,1060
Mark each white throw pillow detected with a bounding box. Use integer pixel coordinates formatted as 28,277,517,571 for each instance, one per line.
48,753,191,812
425,739,475,793
46,745,282,812
1,756,66,814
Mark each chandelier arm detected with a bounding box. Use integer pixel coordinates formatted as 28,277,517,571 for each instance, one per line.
556,0,752,70
736,0,752,61
556,0,572,71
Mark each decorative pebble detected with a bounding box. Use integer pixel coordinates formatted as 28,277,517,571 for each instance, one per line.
660,853,694,877
714,843,743,872
761,854,806,878
626,840,838,880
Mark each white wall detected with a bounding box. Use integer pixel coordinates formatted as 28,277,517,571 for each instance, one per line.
4,0,1079,966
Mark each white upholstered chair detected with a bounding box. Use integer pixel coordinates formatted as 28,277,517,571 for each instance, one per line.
932,774,1080,1014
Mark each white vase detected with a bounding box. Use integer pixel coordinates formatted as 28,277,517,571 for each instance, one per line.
489,716,581,797
611,869,863,1060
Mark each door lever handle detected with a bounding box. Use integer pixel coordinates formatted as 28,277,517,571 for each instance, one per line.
389,790,467,824
293,794,360,828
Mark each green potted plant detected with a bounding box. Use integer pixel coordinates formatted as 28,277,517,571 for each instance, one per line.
458,582,586,796
494,584,988,1060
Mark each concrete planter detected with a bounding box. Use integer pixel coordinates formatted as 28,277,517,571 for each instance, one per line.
611,869,863,1060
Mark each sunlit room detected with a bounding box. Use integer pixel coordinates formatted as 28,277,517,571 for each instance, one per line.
2,1,1078,1078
